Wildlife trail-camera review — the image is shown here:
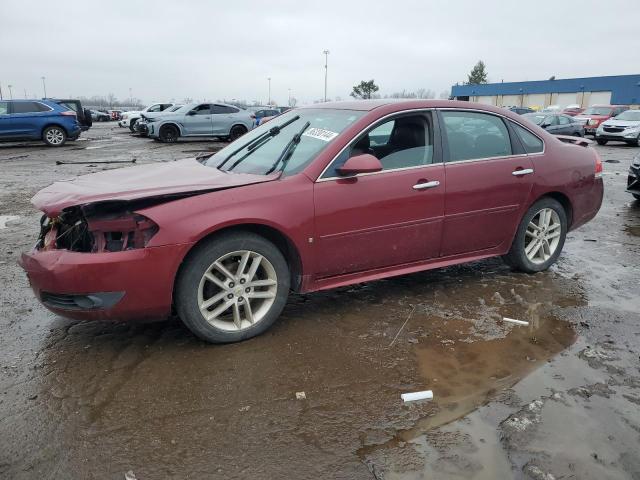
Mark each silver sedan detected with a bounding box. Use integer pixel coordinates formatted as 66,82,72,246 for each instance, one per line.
147,103,254,143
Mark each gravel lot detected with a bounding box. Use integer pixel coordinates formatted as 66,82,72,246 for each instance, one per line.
0,123,639,479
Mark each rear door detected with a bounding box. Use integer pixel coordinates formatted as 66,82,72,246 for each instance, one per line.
313,110,445,277
439,109,534,257
182,104,212,135
557,115,573,135
10,101,52,138
211,105,238,135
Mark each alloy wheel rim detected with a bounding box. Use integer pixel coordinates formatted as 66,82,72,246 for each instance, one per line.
197,250,278,331
524,208,562,264
46,129,64,144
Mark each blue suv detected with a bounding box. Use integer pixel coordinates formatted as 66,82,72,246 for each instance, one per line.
0,99,81,146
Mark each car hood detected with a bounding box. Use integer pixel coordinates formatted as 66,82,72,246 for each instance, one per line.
32,158,279,216
576,115,609,120
601,119,640,127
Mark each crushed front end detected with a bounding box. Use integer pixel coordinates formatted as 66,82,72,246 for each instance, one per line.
19,201,191,321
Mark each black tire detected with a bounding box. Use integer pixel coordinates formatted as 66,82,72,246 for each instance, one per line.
175,232,290,343
229,125,247,142
128,118,138,133
159,124,179,143
596,139,608,145
42,126,67,147
628,135,640,147
633,194,640,201
503,197,567,273
572,131,583,137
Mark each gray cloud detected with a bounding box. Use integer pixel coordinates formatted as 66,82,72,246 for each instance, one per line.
1,0,637,105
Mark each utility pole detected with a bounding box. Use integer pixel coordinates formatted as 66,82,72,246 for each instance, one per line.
288,88,291,106
129,87,132,106
24,88,27,98
0,82,3,100
41,76,47,98
323,50,330,102
267,77,271,106
8,85,13,100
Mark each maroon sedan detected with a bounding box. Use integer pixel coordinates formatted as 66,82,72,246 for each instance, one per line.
20,100,604,343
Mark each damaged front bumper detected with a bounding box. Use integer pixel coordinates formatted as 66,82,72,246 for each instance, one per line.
19,243,192,321
628,162,640,196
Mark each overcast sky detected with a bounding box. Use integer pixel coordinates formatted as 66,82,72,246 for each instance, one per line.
1,0,637,106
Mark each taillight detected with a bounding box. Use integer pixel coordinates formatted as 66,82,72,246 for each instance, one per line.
594,150,603,179
61,111,76,116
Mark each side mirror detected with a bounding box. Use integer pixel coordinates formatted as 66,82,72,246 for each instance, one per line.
540,122,550,129
337,154,383,176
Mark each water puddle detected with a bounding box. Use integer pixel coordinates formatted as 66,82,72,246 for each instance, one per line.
0,215,19,229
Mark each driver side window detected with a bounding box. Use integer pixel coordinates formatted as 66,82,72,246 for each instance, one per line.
323,113,433,178
192,104,211,115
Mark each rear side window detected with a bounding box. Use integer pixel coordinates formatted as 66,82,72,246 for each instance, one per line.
511,122,544,154
212,105,238,114
12,102,48,114
558,116,570,125
0,102,8,114
441,111,512,162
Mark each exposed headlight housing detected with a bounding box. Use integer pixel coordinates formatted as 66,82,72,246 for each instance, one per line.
588,119,599,126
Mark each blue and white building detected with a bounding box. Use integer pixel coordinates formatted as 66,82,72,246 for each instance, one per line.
451,74,640,109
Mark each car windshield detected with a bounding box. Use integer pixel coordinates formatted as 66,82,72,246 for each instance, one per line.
583,107,612,115
205,109,364,176
167,105,183,112
613,110,640,121
523,114,546,125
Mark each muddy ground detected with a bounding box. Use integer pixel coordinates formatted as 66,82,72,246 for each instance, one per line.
0,123,639,479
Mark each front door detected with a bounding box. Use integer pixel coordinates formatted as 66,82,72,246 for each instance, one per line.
183,104,213,135
313,112,444,278
0,101,12,139
439,110,534,256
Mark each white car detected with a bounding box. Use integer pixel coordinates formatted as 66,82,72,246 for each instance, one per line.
118,103,176,132
595,109,640,146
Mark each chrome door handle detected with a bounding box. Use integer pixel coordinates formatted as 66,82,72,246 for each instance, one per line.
512,168,534,176
413,180,440,190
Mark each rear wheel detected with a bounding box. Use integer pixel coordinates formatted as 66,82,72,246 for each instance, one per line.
175,232,290,343
503,197,567,273
596,139,608,145
627,134,640,147
229,125,247,142
42,126,67,147
129,118,138,133
159,125,179,143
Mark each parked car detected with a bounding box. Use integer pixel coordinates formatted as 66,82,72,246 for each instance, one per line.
109,110,123,121
575,105,629,135
250,107,281,126
523,113,584,136
47,98,92,131
91,110,111,122
0,99,81,146
562,105,584,117
541,105,561,113
146,102,253,142
119,103,176,132
136,105,183,136
595,109,640,146
509,107,535,115
19,100,604,343
628,152,640,200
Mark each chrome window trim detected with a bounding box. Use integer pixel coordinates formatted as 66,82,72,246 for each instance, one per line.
315,107,546,183
316,108,437,182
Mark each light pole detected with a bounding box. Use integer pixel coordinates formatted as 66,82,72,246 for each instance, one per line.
288,88,291,106
323,50,330,102
24,88,27,98
8,85,13,100
129,88,132,106
267,77,271,105
0,82,3,100
41,76,47,98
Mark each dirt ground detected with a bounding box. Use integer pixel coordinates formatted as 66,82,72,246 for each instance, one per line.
0,123,639,479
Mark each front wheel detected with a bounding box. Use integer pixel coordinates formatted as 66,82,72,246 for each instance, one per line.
159,125,179,143
503,198,567,273
229,125,247,142
175,232,290,343
42,126,67,147
596,139,608,145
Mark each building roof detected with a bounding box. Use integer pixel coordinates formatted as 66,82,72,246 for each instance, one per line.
451,74,640,105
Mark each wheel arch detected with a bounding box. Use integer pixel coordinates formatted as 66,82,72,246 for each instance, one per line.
530,191,573,227
41,122,70,138
158,121,183,136
229,122,249,134
173,222,304,306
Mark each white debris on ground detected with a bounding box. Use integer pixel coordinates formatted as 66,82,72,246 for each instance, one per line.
0,215,19,229
295,391,306,400
124,471,137,480
502,317,529,326
401,390,434,402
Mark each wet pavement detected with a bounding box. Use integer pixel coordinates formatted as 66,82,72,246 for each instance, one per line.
0,124,639,479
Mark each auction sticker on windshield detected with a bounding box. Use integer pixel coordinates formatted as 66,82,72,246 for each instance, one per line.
302,128,339,142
